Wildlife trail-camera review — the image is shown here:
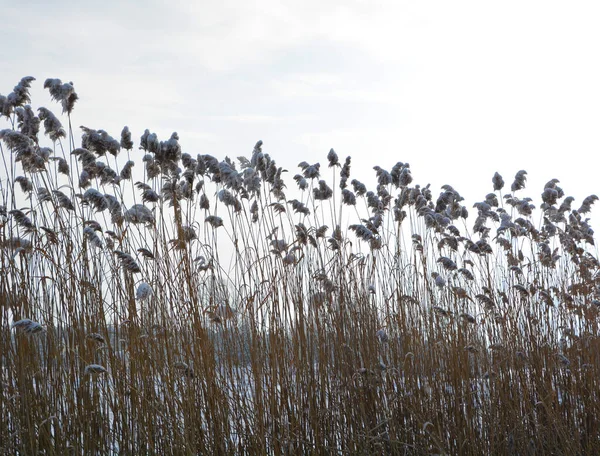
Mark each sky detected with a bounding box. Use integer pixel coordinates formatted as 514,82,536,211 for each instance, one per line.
2,0,600,226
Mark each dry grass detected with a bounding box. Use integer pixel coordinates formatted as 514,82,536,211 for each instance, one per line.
1,76,600,455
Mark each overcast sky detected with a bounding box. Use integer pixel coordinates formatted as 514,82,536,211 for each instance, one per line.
2,0,600,224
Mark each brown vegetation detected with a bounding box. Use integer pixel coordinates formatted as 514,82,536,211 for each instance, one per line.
1,76,600,455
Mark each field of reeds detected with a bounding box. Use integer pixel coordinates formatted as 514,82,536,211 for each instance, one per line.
1,76,600,455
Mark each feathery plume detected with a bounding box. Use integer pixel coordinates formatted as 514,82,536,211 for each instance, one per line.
44,78,78,114
12,318,45,334
137,248,155,259
83,188,109,212
205,215,224,228
37,187,52,203
120,160,135,180
6,77,36,112
342,189,356,206
173,361,194,378
81,126,120,157
86,333,106,344
16,105,40,140
114,250,141,273
217,189,242,212
83,226,103,249
84,364,107,376
299,161,320,179
0,129,35,160
327,148,339,167
437,256,457,271
14,176,33,193
373,166,392,186
120,126,134,150
511,170,527,192
431,272,446,289
340,156,351,189
376,328,389,343
52,190,75,211
136,282,153,301
293,174,308,190
10,209,35,233
288,199,310,216
577,195,598,214
313,180,333,200
351,179,367,196
37,107,66,141
0,94,11,118
492,172,504,191
124,204,154,225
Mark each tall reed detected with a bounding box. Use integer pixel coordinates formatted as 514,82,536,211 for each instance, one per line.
1,76,599,455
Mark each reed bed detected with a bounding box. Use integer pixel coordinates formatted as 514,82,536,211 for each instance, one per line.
1,76,600,455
